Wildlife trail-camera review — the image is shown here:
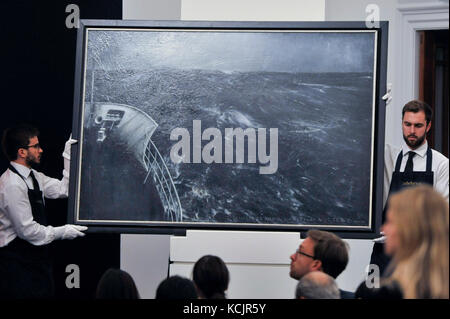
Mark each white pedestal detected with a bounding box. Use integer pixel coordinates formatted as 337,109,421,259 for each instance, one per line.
121,234,170,299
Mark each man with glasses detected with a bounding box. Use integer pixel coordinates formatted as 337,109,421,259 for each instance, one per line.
290,229,353,299
0,124,87,298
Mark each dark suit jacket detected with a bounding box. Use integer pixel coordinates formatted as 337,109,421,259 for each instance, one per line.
340,289,355,299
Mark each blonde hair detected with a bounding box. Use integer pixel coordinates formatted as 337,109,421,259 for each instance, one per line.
385,185,449,299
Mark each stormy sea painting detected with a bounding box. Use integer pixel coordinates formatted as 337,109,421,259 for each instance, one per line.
77,29,377,228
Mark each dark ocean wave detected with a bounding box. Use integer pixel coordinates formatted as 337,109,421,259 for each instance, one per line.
83,68,373,226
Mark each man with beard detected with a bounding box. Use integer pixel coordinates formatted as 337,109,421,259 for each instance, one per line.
370,100,449,275
0,124,87,298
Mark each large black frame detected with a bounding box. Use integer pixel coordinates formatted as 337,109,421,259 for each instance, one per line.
69,20,388,238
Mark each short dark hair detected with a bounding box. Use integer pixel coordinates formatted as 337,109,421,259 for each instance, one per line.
1,124,39,161
96,268,140,299
402,100,433,124
193,255,229,299
307,230,349,279
155,275,198,300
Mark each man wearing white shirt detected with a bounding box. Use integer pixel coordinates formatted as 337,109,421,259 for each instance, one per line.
0,125,87,298
371,100,449,275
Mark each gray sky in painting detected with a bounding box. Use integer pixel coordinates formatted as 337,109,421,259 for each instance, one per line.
87,30,375,73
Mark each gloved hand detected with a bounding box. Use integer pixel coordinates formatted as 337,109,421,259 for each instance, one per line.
62,134,78,178
382,83,392,105
54,224,88,240
372,231,386,243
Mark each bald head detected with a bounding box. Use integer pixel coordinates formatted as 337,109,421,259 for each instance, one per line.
296,271,340,299
305,271,333,285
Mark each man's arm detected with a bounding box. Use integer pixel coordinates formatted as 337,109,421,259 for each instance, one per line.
2,181,87,245
435,157,449,201
383,143,398,208
38,171,69,199
3,182,58,245
39,135,77,199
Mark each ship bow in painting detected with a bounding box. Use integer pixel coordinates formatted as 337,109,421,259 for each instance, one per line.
80,102,182,223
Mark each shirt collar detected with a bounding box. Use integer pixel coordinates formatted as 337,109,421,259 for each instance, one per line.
401,140,428,158
10,161,32,179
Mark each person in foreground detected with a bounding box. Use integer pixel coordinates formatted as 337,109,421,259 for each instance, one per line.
358,185,448,299
290,229,354,299
0,124,87,298
382,185,448,299
295,271,340,299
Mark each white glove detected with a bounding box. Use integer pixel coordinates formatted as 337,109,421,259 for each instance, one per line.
373,231,386,243
382,83,392,105
54,224,88,240
62,134,78,178
373,236,386,243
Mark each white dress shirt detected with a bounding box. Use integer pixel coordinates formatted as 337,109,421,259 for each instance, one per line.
0,162,69,247
384,140,449,206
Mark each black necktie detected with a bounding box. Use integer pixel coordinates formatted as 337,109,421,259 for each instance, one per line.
29,171,41,192
404,151,416,173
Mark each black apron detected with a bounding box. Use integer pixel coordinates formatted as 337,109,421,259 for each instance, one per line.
0,165,54,299
370,147,434,276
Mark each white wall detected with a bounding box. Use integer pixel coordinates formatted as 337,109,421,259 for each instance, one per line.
120,234,170,299
123,0,181,20
181,0,325,21
169,230,300,299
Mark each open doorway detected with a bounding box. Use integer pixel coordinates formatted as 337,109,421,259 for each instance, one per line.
418,29,449,158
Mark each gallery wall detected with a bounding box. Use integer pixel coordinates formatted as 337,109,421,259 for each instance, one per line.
181,0,325,21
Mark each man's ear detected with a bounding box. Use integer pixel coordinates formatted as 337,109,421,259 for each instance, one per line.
426,121,432,133
17,148,27,159
311,259,322,272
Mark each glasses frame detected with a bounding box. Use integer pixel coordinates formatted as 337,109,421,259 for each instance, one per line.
296,249,315,259
23,143,41,150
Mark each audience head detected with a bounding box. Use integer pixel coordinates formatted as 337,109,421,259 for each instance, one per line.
382,185,449,299
96,268,140,299
193,255,229,299
295,271,340,299
155,275,198,300
290,229,349,280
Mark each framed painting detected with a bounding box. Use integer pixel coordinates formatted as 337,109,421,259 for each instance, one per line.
69,20,388,237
